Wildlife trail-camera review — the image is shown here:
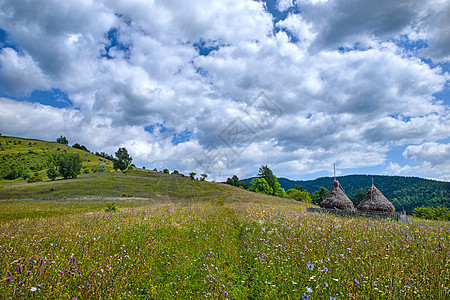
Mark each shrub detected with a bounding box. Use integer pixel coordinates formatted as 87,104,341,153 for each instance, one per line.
105,202,117,212
163,168,169,174
286,189,312,203
4,164,20,180
46,163,59,181
27,172,43,183
413,206,450,221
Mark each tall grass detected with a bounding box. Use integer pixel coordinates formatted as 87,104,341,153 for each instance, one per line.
0,200,448,299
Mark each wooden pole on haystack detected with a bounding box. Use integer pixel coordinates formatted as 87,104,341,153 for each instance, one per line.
371,177,374,203
333,163,337,201
334,163,336,181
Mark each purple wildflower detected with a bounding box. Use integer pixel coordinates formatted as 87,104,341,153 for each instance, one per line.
307,262,314,270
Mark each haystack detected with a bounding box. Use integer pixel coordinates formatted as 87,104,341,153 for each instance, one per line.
357,185,395,213
319,180,355,211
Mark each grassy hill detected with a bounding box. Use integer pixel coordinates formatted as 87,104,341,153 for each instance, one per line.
0,167,292,221
0,135,114,180
278,175,450,212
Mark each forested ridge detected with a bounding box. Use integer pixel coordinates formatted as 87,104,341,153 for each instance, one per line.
278,175,450,213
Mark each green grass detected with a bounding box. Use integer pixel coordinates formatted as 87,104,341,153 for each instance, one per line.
0,169,279,221
0,169,448,299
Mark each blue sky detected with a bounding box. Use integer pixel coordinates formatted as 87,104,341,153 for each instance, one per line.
0,0,449,181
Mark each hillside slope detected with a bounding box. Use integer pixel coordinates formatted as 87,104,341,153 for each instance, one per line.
0,168,298,221
278,175,450,212
0,136,114,180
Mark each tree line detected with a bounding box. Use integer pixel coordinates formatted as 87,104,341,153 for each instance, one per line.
226,165,330,204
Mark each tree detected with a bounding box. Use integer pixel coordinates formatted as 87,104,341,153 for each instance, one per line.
113,147,132,171
200,173,208,181
352,188,366,206
72,143,90,152
46,163,59,180
286,188,312,202
163,168,169,174
189,172,196,180
172,170,179,175
258,165,275,192
294,184,304,191
231,175,239,187
56,152,82,179
273,181,285,197
311,186,329,204
249,178,273,195
257,165,284,196
56,136,68,145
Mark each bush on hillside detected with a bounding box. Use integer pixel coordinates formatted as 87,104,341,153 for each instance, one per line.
105,202,117,212
46,163,59,180
56,152,82,179
27,172,43,183
413,205,450,221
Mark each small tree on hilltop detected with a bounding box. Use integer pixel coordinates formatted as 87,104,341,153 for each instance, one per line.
113,147,132,171
56,136,68,145
232,175,241,187
200,173,208,181
257,165,284,196
189,172,196,180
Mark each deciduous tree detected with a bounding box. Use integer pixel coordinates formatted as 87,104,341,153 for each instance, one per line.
56,136,68,145
113,147,132,171
56,152,82,179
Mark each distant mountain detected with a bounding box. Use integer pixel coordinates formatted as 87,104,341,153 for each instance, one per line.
278,175,450,213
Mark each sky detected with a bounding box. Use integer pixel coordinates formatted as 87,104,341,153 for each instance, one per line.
0,0,449,182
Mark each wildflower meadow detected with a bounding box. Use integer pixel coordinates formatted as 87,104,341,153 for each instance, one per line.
1,196,448,299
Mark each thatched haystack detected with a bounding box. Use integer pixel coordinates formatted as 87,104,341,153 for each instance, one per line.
319,180,355,211
357,185,395,213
